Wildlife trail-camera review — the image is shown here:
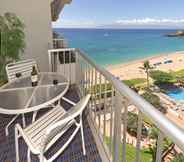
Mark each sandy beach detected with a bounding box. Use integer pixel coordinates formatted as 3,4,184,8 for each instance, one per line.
107,51,184,80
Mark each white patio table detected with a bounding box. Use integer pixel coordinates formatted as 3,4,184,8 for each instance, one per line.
0,72,69,135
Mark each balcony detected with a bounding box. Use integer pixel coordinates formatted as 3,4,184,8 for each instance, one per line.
0,87,101,162
48,48,184,162
0,47,184,162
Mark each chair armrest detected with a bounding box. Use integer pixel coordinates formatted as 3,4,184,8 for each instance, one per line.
15,124,38,154
62,96,77,106
46,94,91,135
41,95,90,153
46,113,75,135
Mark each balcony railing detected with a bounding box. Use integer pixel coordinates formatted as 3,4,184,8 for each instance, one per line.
48,48,184,162
53,38,68,49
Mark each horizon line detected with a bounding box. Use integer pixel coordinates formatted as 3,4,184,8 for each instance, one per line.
52,27,183,30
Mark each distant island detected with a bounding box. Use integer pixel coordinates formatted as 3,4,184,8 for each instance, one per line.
166,30,184,37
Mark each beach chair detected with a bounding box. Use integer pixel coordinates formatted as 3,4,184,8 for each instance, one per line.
15,95,91,162
164,59,173,64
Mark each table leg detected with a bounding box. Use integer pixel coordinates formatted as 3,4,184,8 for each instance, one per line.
5,114,19,136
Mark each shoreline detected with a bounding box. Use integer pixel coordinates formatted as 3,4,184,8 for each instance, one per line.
106,50,184,80
107,50,184,69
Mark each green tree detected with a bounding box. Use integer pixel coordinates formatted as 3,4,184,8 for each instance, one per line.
123,78,147,87
140,60,152,88
125,112,148,137
148,126,173,162
150,70,175,85
0,13,25,81
141,91,167,114
148,126,159,139
172,154,184,162
147,126,158,162
126,112,138,136
148,144,157,162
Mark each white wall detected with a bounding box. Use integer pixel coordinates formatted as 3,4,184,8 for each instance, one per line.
0,0,53,71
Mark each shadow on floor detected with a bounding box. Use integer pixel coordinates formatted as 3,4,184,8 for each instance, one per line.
0,87,101,162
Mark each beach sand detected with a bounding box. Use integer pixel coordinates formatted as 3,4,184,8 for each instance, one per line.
107,51,184,80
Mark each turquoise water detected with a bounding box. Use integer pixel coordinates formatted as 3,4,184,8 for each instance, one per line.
54,28,184,66
166,87,184,101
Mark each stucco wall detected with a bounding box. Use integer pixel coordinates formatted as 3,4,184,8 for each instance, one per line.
0,0,53,71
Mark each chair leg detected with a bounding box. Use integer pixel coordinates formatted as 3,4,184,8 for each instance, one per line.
22,114,26,127
15,127,19,162
27,148,31,162
32,111,38,122
6,114,19,136
80,113,86,155
39,153,46,162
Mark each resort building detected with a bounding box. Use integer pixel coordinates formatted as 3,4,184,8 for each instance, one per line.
0,1,184,162
0,0,71,71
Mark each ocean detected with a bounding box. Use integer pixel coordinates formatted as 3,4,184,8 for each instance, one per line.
54,28,184,66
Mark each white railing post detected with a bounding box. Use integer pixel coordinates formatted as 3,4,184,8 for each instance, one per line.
75,50,81,89
122,99,128,162
135,111,143,162
110,86,114,153
103,79,107,139
48,51,52,72
98,73,101,129
94,70,98,121
113,91,122,162
156,131,164,162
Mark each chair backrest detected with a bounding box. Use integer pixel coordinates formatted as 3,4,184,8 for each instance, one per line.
6,59,38,82
43,94,91,151
47,94,91,133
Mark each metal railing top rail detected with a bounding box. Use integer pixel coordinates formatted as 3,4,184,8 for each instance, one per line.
76,48,184,151
48,48,75,53
53,38,65,41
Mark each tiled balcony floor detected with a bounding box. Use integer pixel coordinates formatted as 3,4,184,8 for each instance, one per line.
0,87,101,162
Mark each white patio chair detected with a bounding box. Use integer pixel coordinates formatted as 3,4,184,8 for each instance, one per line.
15,94,91,162
5,59,38,136
6,59,38,82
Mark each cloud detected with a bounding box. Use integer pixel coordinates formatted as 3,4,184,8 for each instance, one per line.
52,19,96,28
52,17,184,28
115,18,184,25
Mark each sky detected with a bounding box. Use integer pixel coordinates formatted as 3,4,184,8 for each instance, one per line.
52,0,184,28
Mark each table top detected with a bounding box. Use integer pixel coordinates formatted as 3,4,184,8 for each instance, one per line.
0,72,69,114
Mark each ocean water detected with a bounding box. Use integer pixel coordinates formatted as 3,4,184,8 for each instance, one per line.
54,28,184,66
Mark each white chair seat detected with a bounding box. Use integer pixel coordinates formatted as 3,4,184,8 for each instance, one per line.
23,106,74,154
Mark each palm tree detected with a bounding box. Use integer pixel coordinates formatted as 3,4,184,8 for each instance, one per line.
148,127,173,162
140,60,152,88
147,126,159,161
